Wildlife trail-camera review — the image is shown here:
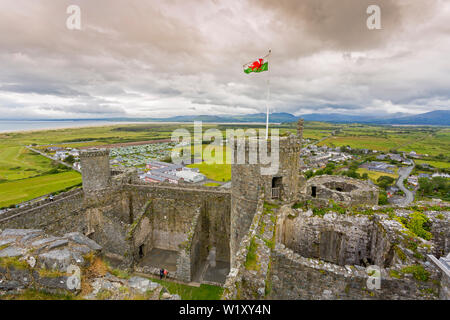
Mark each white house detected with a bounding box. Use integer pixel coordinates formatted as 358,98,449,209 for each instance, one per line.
175,170,205,183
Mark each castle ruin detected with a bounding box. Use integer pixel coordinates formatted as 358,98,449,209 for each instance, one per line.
1,120,448,299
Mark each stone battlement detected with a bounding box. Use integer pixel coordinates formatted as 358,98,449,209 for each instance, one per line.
79,148,110,158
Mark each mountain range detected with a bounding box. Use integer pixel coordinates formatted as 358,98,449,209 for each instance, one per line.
136,110,449,125
22,110,449,126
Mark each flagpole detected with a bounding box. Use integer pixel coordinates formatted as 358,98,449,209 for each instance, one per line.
265,49,271,140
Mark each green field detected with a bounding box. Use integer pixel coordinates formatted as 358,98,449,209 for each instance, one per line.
0,122,448,207
151,278,223,300
0,171,82,208
318,125,449,156
356,168,399,183
204,182,221,187
187,162,231,182
415,160,450,169
0,147,56,182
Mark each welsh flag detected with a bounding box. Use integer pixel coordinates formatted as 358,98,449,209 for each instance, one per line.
243,51,270,74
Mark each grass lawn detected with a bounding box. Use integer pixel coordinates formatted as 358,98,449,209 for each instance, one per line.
356,168,398,183
319,136,405,152
187,162,231,182
204,182,221,187
415,160,450,169
0,146,55,182
0,171,82,208
151,278,223,300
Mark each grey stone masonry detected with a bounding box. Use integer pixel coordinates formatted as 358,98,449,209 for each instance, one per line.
0,228,101,295
428,253,450,300
80,148,111,192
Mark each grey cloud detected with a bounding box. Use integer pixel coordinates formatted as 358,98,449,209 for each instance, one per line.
0,0,448,119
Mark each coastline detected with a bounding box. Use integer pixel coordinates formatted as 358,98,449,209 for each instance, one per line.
0,121,145,134
0,120,275,134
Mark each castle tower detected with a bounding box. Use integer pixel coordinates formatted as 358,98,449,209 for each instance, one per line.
297,118,304,141
230,122,303,267
79,148,111,192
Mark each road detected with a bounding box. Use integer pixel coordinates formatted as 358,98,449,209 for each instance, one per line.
395,162,415,206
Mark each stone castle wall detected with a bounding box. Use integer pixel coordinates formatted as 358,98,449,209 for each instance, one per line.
276,209,392,267
230,133,303,268
125,184,231,263
305,175,379,206
0,190,85,236
223,202,445,300
80,149,111,191
270,244,439,300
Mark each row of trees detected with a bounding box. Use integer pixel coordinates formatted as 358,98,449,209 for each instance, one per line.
418,177,450,201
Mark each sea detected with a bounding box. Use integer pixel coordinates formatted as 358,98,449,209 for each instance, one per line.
0,120,136,133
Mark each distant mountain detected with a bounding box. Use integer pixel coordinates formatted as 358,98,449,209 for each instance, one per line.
23,110,449,126
296,110,449,125
371,110,450,125
144,112,298,123
299,113,369,123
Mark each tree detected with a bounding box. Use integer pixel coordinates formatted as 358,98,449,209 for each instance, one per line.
418,177,450,201
65,155,75,164
305,170,314,179
376,175,395,189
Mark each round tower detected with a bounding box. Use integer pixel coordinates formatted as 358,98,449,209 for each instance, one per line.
230,122,303,267
79,148,111,192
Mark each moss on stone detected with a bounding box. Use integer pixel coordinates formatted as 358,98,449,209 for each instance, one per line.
0,257,29,270
407,212,432,240
389,269,403,279
264,261,272,297
393,245,407,262
435,213,445,220
401,265,430,281
96,288,113,300
1,288,78,300
38,268,66,278
244,237,259,271
109,268,130,279
0,243,12,251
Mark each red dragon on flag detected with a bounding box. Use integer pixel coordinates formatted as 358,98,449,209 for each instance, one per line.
243,51,270,74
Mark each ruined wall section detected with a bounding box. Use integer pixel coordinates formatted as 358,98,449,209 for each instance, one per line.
231,161,262,268
276,208,386,267
305,175,379,206
83,187,131,267
185,208,207,282
125,184,231,263
230,134,303,268
223,195,267,299
224,203,444,300
0,190,85,236
270,244,439,300
428,210,450,258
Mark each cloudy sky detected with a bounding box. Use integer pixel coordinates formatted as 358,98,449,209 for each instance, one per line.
0,0,449,119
